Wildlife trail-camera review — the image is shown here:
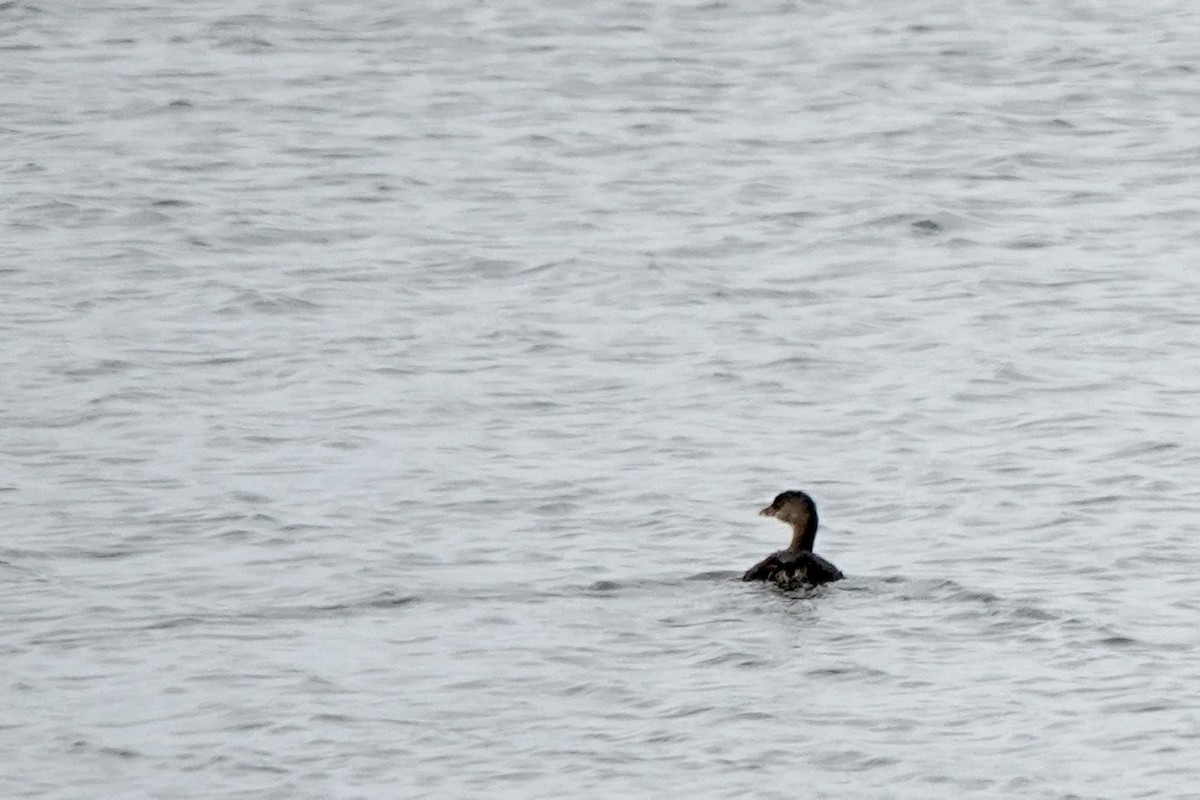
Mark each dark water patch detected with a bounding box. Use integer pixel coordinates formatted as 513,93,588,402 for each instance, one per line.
215,290,323,316
76,549,140,561
1105,440,1181,459
1102,701,1175,714
143,615,210,631
1097,634,1138,648
61,359,134,380
727,286,821,303
663,703,714,719
1010,605,1058,622
806,664,890,680
685,570,740,582
359,592,421,610
761,354,817,369
580,571,748,596
864,212,931,229
1065,493,1121,508
689,649,764,669
139,592,419,632
98,746,141,759
881,577,1001,606
813,749,900,771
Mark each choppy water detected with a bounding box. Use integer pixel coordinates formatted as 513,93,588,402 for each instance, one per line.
5,0,1200,797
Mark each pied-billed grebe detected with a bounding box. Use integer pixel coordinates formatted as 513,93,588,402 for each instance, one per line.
742,490,843,589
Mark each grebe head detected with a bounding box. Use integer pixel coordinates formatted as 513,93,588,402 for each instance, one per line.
759,490,815,524
759,490,820,550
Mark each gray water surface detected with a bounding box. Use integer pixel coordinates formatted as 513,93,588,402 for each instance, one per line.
5,1,1200,797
